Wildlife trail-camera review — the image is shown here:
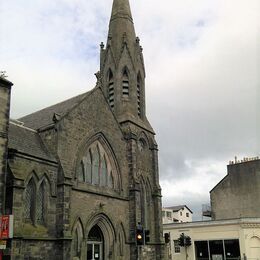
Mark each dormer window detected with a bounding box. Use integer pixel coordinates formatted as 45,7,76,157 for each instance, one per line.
122,68,129,98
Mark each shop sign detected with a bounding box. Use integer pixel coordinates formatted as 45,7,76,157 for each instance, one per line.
0,215,13,239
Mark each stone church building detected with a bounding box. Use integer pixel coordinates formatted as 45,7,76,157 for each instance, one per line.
0,0,165,259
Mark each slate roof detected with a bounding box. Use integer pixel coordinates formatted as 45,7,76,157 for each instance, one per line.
19,92,89,130
165,205,193,213
8,122,56,162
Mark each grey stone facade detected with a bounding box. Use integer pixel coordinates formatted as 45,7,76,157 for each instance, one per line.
0,77,12,215
1,0,165,259
211,159,260,220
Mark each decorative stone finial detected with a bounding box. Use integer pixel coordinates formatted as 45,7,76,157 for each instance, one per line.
0,71,7,79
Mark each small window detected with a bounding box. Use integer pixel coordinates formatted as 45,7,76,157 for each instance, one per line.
108,69,114,109
186,212,189,217
180,211,183,216
166,212,172,218
162,211,165,217
174,240,181,253
122,68,129,98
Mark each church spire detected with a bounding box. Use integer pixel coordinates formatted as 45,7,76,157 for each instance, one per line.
107,0,136,63
100,0,149,127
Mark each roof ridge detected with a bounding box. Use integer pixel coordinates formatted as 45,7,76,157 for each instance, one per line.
10,120,37,133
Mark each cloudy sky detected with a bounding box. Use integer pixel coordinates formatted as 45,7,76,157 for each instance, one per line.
1,0,259,220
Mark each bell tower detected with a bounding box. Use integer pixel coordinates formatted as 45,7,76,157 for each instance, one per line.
100,1,165,259
100,0,148,127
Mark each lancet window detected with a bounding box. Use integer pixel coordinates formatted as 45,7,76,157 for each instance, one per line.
122,68,129,98
36,181,46,224
24,176,48,225
25,178,36,221
108,70,114,109
137,74,141,117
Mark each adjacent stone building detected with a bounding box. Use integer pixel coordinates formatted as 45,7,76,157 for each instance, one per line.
0,77,13,215
0,0,165,259
210,158,260,220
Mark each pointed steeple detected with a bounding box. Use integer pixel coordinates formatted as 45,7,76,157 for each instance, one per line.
99,0,153,132
107,0,136,62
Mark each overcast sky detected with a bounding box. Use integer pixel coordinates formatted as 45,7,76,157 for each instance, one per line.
1,0,259,220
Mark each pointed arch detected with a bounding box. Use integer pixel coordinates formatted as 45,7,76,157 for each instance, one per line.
86,213,116,260
122,66,130,98
138,131,153,150
107,68,114,81
24,171,39,186
24,177,36,222
117,222,126,257
75,132,122,192
139,175,152,230
71,217,84,258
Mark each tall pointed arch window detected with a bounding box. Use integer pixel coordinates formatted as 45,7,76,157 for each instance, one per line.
77,140,117,190
100,156,108,186
85,149,92,183
72,222,83,258
25,178,36,222
108,69,114,109
36,181,46,224
122,68,129,98
24,176,49,225
92,145,100,185
137,73,141,117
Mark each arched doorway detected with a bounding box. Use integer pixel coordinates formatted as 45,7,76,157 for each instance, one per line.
87,225,104,260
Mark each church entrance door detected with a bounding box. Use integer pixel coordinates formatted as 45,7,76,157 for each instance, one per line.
87,225,104,260
87,243,102,260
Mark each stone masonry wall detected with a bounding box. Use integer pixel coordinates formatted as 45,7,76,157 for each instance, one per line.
0,79,12,214
211,160,260,220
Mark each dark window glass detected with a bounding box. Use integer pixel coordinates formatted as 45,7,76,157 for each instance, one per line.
195,241,209,260
88,225,103,242
209,240,224,258
174,240,180,253
224,239,240,258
